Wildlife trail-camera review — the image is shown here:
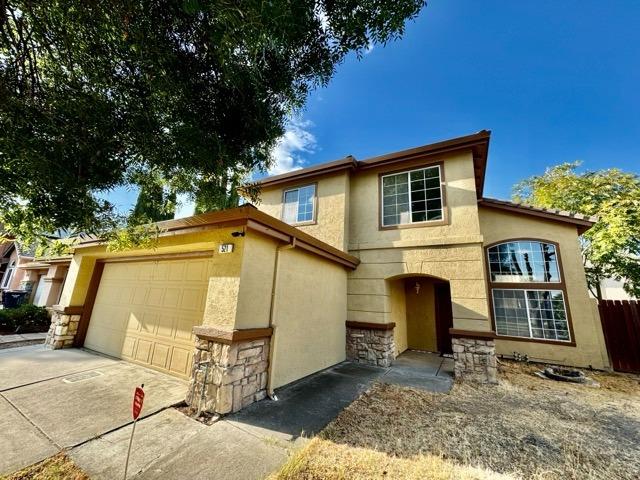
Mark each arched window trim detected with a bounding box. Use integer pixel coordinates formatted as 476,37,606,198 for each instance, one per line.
484,238,576,347
486,239,562,284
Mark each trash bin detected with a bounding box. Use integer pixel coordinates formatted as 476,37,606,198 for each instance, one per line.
1,290,29,308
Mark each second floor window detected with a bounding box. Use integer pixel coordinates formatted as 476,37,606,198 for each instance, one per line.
282,184,316,224
381,165,443,227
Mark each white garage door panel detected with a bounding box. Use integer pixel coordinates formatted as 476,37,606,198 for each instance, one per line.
84,257,212,378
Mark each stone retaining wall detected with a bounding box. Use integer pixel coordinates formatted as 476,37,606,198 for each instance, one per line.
45,308,80,349
346,326,395,367
452,337,497,384
186,336,270,415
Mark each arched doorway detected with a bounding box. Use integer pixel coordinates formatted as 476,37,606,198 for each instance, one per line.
389,275,453,355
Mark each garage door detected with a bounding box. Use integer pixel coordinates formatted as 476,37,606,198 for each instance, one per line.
84,257,213,378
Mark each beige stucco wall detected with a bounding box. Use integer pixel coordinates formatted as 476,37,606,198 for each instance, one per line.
479,206,610,369
269,247,347,389
348,151,482,250
256,172,350,250
388,279,407,355
348,244,490,333
346,151,491,336
234,231,278,330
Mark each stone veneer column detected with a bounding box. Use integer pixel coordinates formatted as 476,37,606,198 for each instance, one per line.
45,306,81,349
345,321,395,368
186,326,272,415
451,334,498,384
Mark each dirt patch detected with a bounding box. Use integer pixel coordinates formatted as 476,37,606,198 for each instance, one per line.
272,361,640,480
1,454,88,480
174,404,221,425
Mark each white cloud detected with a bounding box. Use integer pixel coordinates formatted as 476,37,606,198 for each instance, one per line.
268,119,317,176
174,118,317,218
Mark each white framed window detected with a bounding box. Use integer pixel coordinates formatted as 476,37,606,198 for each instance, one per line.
492,289,570,342
282,184,316,225
1,260,16,289
381,165,443,227
487,241,560,283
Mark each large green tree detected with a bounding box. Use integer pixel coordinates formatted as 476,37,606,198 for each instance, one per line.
513,162,640,300
0,0,424,243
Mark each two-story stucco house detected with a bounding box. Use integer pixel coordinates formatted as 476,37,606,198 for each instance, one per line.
45,131,610,415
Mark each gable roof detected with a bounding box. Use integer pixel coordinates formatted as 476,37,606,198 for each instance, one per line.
478,197,597,234
256,131,491,198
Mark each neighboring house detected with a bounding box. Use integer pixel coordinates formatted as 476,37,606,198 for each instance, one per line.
19,256,72,308
46,130,610,417
595,277,638,301
0,237,71,308
0,240,34,297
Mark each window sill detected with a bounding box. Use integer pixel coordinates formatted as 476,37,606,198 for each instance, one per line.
379,218,448,231
288,220,317,227
494,334,576,347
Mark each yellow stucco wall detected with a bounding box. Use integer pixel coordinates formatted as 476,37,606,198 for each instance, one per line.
234,231,278,330
256,172,350,250
479,206,610,369
405,280,437,351
269,247,347,389
388,279,407,355
346,151,491,336
348,152,482,250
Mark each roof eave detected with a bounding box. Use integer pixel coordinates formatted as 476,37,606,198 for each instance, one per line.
254,131,491,196
478,198,596,234
73,205,360,269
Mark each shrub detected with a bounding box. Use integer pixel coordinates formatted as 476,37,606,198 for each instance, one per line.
0,304,51,333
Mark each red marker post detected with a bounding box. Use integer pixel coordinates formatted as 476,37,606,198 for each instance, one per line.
124,384,145,480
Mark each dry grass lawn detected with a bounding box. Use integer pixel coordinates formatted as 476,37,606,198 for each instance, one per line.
272,360,640,480
1,454,88,480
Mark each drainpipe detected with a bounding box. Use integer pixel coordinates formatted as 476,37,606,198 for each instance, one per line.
266,237,296,398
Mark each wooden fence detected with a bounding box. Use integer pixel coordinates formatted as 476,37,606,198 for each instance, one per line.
598,300,640,374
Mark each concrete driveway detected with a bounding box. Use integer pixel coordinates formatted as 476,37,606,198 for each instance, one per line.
0,345,188,475
70,361,387,480
2,346,451,479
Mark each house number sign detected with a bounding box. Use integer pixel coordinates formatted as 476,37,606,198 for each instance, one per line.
219,243,234,253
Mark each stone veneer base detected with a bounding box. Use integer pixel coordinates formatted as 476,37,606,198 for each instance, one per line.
452,337,497,384
186,336,270,415
346,326,395,367
45,309,80,349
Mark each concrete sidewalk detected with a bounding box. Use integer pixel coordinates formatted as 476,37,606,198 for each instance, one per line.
72,355,449,479
71,362,387,480
380,350,454,392
0,332,47,350
3,348,453,479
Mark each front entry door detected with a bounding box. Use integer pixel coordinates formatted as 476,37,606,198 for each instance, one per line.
434,283,454,354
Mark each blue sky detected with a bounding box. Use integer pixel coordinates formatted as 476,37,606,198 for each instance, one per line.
115,1,640,214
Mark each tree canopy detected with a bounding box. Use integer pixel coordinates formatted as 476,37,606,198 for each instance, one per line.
0,0,425,242
513,162,640,299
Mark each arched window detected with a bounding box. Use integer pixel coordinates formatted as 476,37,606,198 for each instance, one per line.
487,241,560,283
486,240,571,343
